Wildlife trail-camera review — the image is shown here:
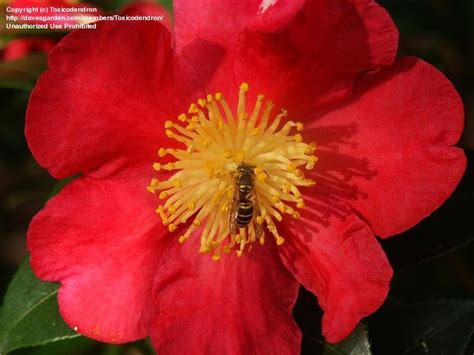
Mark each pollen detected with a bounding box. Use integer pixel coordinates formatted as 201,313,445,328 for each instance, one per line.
148,83,317,259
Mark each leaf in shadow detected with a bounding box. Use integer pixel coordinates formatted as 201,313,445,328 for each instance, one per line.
0,54,47,91
369,299,474,355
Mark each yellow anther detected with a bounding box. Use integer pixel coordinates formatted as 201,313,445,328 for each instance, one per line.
257,94,264,101
212,254,221,262
239,113,248,120
223,246,232,254
256,216,264,224
223,149,234,159
203,138,211,148
296,200,305,209
193,219,201,227
198,98,207,107
271,194,281,203
215,92,223,101
165,129,174,138
155,206,164,214
172,179,182,188
186,123,196,130
296,122,304,131
165,120,173,129
292,211,301,219
257,172,268,182
168,204,177,214
146,186,156,193
294,133,303,142
235,234,241,243
292,189,302,199
147,178,159,193
279,204,288,213
168,224,177,232
259,236,265,245
187,200,196,210
251,128,261,136
153,162,161,171
191,116,200,123
163,163,175,170
287,163,296,172
159,191,169,200
206,94,214,102
199,245,210,253
188,103,199,113
178,235,188,244
306,179,316,186
178,113,187,122
217,120,223,130
276,236,285,246
282,184,291,194
158,148,167,157
234,150,245,162
240,82,249,92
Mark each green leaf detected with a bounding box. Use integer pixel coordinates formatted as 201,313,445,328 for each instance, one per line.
0,54,47,91
323,323,371,355
0,258,79,355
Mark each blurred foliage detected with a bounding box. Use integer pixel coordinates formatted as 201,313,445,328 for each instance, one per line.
0,54,46,90
0,259,78,354
0,0,473,354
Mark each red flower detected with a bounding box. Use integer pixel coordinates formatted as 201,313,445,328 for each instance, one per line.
1,37,57,61
25,1,466,353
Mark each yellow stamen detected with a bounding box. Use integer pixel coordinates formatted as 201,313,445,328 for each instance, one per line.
148,83,317,259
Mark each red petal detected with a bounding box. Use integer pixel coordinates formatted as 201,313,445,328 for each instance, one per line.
26,21,201,179
151,237,301,354
173,0,305,103
120,1,172,30
309,58,466,237
173,0,305,49
279,198,392,343
236,0,398,116
27,175,168,343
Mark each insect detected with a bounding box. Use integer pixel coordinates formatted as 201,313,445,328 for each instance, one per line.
229,163,264,239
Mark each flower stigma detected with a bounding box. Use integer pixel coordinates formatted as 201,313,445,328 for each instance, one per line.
147,83,317,260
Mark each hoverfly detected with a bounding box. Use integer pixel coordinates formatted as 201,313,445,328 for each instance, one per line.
229,163,264,239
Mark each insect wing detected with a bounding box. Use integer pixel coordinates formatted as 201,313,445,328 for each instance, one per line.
229,191,240,235
252,192,264,239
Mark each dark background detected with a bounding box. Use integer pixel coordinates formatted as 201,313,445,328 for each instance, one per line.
0,0,473,354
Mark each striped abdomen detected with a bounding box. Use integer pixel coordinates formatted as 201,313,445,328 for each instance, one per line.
236,200,253,227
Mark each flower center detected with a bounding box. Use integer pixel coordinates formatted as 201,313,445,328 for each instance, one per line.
147,83,317,260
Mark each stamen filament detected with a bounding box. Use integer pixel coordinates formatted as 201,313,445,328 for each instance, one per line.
148,83,317,259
